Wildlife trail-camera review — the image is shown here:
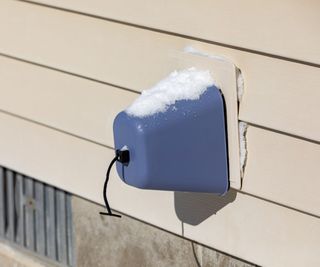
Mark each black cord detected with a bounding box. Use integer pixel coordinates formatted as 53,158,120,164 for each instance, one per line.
100,155,122,218
100,149,130,218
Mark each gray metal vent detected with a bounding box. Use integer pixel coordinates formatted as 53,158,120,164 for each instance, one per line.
0,166,74,266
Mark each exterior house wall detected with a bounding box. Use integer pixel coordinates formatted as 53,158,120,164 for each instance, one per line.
0,1,319,266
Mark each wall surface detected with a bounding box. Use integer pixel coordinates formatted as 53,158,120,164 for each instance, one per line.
0,196,255,267
0,1,319,266
0,240,58,267
73,196,254,267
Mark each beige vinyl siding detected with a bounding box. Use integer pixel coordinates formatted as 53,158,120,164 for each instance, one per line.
0,56,320,218
239,59,320,141
0,56,135,148
0,111,319,267
0,0,319,266
183,191,320,267
0,1,319,142
27,0,320,65
243,126,320,216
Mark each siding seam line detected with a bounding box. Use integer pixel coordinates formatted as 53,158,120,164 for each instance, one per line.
0,53,140,95
15,0,320,69
0,109,113,150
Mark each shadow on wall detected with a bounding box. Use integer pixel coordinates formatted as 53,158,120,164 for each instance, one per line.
174,189,237,226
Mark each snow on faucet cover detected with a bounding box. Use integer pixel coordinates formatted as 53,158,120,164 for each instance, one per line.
113,68,229,194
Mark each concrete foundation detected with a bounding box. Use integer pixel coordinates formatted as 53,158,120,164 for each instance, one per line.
0,196,256,267
73,196,255,267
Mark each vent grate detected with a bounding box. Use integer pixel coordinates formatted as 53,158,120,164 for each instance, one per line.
0,166,74,266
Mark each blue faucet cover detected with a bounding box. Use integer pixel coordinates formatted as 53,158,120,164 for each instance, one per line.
113,85,229,194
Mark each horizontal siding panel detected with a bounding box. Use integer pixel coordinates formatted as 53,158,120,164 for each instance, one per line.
0,112,319,267
183,191,320,267
0,56,319,216
0,56,136,147
243,126,320,216
0,1,319,142
30,0,320,64
239,61,320,140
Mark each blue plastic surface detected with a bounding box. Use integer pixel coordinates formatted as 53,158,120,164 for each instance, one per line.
113,85,229,194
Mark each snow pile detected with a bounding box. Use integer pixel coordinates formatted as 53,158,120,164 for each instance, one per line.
126,67,215,118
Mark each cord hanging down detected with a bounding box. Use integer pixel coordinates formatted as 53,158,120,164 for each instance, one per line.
100,149,130,218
